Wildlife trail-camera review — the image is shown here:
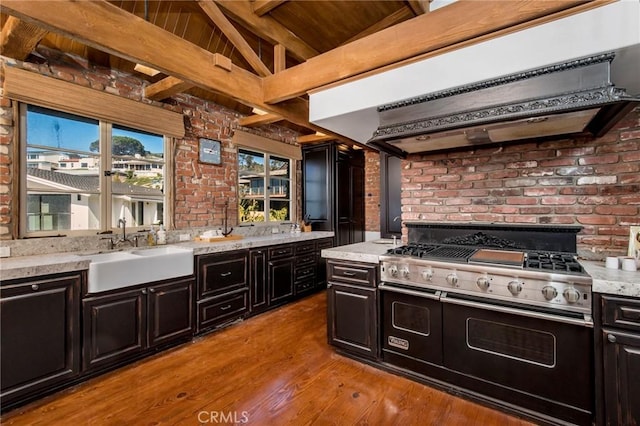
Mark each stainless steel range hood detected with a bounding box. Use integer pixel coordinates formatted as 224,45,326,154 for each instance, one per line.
368,53,639,156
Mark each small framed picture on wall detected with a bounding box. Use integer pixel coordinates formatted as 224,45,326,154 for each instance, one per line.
199,138,222,165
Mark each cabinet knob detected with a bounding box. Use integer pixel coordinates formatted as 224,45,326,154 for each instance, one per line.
607,334,617,343
149,288,156,293
31,284,39,291
141,289,147,295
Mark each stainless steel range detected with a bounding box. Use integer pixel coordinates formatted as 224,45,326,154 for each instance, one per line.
380,242,593,321
378,223,594,425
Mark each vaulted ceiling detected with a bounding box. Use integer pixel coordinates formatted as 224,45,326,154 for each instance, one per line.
0,0,606,144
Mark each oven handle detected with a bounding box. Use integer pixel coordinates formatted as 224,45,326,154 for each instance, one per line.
440,293,594,328
379,283,441,300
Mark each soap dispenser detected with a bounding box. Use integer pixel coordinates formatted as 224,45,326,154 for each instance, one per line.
157,225,166,245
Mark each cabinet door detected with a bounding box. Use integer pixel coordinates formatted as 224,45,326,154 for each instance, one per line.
1,274,80,405
147,279,194,348
249,249,268,313
269,258,294,305
83,288,146,371
302,143,333,231
316,239,334,289
327,283,378,359
603,329,640,425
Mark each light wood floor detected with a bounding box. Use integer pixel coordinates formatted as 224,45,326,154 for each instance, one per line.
2,292,534,425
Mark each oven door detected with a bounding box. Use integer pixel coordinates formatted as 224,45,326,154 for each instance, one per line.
380,283,442,365
441,293,594,422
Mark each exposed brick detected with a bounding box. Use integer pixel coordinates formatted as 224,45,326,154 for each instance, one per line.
577,176,617,185
559,187,598,195
593,205,638,216
504,178,537,187
556,147,595,157
578,154,619,165
576,216,618,225
556,166,594,176
539,216,575,224
520,207,553,214
540,196,576,205
506,197,538,205
596,140,639,153
523,188,557,197
555,206,593,215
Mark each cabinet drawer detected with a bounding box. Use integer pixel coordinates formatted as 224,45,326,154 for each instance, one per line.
602,295,640,332
295,279,315,295
197,251,248,299
328,260,377,287
297,254,316,265
295,265,316,282
317,238,334,251
269,245,294,260
197,291,247,333
295,242,315,256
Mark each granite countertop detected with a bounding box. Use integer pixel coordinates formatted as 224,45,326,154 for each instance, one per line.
321,241,640,298
581,260,640,298
0,232,334,281
321,240,396,264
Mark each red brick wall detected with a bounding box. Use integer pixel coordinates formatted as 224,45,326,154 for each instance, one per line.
0,47,301,239
364,150,380,232
401,107,640,258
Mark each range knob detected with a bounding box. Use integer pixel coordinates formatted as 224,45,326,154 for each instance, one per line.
541,285,558,301
388,265,398,278
446,273,459,286
507,280,523,296
401,268,410,279
563,288,581,304
422,268,434,281
476,276,490,290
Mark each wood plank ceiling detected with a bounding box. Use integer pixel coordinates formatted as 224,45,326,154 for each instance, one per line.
0,0,605,145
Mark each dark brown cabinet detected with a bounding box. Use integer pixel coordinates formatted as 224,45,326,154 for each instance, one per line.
249,248,268,314
380,152,402,238
596,294,640,426
326,259,378,360
302,143,364,246
1,272,81,411
196,250,249,333
83,277,194,371
269,244,295,305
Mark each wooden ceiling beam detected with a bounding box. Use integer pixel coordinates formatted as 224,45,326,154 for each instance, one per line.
297,133,335,144
214,0,319,62
0,0,313,129
238,113,282,127
0,16,48,60
197,1,272,77
342,6,414,45
406,0,431,15
262,0,602,103
274,44,286,73
145,76,195,101
252,0,288,17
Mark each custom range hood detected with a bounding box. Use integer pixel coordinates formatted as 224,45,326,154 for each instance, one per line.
368,52,640,156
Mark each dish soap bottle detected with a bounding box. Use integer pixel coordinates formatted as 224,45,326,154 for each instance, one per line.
147,226,156,246
157,225,166,245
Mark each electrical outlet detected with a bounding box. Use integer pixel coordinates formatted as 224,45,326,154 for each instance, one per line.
0,246,10,258
272,227,279,234
179,234,191,241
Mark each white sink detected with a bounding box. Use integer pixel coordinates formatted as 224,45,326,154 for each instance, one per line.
86,246,194,293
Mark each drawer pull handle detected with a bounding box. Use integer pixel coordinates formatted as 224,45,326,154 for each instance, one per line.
607,334,617,343
31,284,39,291
276,250,287,255
220,304,232,311
342,271,357,277
220,272,232,277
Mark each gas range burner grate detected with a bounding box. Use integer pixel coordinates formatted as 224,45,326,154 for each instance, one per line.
387,243,439,258
427,246,477,261
525,252,585,274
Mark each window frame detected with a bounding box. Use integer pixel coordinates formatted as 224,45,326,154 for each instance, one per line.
19,103,171,237
237,147,296,225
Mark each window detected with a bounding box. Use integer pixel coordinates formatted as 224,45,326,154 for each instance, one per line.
238,149,292,223
21,104,166,236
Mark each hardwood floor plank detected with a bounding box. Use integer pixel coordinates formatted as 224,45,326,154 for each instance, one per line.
2,292,534,425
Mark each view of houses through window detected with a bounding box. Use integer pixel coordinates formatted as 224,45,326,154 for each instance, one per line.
22,104,165,235
238,149,292,223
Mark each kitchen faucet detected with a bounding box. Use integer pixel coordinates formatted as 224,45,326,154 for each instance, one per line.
103,218,139,249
